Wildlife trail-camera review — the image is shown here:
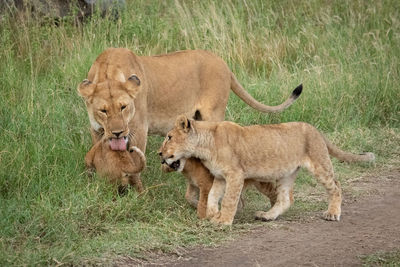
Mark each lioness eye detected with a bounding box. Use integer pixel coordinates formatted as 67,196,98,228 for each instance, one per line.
100,109,107,114
121,105,126,111
167,135,172,140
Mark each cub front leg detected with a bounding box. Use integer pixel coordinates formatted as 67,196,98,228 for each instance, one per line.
211,174,244,226
197,184,212,219
206,178,225,219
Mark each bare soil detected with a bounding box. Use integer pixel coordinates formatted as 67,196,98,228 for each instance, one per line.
124,169,400,267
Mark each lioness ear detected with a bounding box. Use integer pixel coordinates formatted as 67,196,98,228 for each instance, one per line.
176,115,192,133
77,79,96,99
124,74,141,98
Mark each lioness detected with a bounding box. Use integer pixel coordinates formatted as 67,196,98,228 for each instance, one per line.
159,115,375,225
77,48,302,197
85,136,146,191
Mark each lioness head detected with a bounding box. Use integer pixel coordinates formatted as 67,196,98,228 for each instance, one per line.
158,115,195,172
78,74,141,151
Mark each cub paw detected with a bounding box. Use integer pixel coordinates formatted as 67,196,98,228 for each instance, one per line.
206,204,220,219
210,216,233,226
206,210,220,220
323,211,341,221
161,164,174,173
254,211,277,222
86,167,95,178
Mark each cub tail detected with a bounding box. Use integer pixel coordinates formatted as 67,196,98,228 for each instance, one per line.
323,136,375,163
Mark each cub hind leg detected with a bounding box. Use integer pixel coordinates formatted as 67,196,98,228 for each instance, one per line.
251,180,295,207
305,155,342,221
181,158,214,218
255,169,299,221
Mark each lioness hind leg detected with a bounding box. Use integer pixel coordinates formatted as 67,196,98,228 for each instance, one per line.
255,170,298,221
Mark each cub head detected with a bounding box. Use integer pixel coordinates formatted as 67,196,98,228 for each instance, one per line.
158,115,195,172
78,74,141,151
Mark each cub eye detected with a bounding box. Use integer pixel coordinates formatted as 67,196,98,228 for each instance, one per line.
167,135,172,140
121,105,126,111
100,109,107,114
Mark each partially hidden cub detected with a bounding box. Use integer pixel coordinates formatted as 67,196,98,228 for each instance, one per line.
85,137,146,192
159,115,375,225
160,158,292,219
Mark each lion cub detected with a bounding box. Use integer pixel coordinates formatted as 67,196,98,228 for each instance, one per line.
159,115,375,225
85,138,146,192
160,158,289,219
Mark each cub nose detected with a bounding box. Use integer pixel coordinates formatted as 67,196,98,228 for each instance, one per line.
112,131,123,138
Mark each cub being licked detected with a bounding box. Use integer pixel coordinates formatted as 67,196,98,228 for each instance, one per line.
85,137,146,192
159,115,375,225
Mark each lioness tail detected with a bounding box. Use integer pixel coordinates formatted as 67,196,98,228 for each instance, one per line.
230,72,302,113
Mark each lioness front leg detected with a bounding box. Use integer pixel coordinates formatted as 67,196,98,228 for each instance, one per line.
211,174,244,225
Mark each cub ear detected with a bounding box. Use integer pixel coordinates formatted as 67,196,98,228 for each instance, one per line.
124,74,141,98
77,79,96,99
175,115,192,133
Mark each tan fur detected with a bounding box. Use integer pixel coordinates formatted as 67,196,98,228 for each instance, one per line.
159,115,375,225
85,139,146,192
78,48,301,193
161,159,290,219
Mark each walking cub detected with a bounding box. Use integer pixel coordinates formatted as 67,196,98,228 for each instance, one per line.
85,137,146,192
160,158,292,219
159,115,375,225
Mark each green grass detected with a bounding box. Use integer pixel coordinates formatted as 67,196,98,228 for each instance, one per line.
362,250,400,266
0,0,399,265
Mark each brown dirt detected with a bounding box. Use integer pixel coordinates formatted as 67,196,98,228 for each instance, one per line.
125,169,400,267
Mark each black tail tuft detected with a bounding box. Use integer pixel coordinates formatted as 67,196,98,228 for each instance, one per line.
291,84,303,99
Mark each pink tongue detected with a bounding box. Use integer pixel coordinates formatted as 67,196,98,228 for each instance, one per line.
109,138,127,151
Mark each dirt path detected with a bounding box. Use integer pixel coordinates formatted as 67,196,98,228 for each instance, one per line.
130,170,400,266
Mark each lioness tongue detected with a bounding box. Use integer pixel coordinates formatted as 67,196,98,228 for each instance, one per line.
109,138,127,151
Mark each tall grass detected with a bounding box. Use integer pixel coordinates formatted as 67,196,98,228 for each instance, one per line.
0,0,399,265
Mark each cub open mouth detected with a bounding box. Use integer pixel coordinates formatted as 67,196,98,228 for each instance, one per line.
109,136,128,151
169,160,181,171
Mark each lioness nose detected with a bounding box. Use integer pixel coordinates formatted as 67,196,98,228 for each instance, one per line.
112,131,123,138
